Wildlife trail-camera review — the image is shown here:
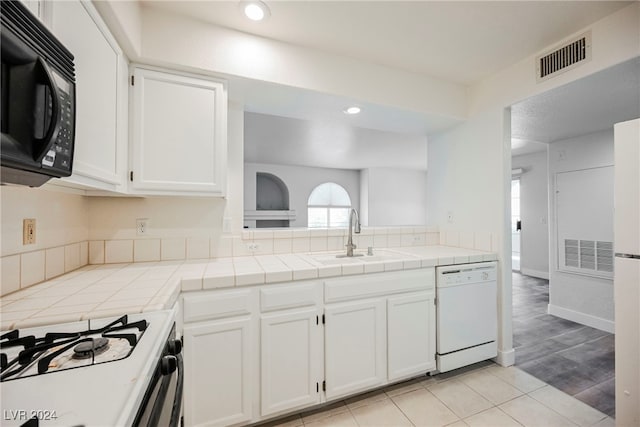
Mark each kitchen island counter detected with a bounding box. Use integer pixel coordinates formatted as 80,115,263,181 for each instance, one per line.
0,245,496,330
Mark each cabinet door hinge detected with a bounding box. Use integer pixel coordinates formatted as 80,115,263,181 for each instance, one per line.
129,171,134,182
322,380,326,391
131,75,135,86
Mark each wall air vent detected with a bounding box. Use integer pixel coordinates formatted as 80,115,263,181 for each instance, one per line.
563,238,613,276
537,32,591,82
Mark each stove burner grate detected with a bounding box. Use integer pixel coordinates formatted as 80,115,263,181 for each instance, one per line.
0,315,148,381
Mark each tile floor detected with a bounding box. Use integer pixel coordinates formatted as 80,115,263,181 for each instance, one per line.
260,362,613,427
512,273,615,417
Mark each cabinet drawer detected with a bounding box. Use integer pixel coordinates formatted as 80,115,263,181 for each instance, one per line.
183,289,253,323
260,282,322,312
324,269,434,303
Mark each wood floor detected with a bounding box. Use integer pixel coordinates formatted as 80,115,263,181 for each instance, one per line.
512,272,616,417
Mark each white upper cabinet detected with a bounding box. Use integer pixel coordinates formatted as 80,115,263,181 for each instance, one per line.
129,67,228,196
51,0,127,191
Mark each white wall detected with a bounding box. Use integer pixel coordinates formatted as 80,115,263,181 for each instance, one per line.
512,151,549,278
244,162,360,228
137,6,467,121
427,108,514,365
547,129,615,332
361,168,427,226
0,186,90,295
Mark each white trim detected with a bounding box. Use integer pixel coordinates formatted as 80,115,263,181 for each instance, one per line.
547,304,614,333
495,348,515,367
520,268,549,280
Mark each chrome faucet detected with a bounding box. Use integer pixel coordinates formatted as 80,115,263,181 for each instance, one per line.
345,208,361,257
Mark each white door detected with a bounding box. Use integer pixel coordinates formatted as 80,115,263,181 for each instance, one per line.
324,299,386,400
511,179,521,271
182,318,252,427
387,292,436,381
130,67,227,195
614,118,640,426
261,308,322,416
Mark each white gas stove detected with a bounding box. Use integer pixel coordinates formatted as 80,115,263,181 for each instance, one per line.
0,310,177,426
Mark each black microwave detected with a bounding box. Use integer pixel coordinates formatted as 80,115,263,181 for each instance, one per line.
1,0,76,187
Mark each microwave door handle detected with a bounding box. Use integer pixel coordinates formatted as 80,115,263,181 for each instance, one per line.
32,57,61,162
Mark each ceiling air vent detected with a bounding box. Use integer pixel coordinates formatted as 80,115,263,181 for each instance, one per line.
537,32,591,82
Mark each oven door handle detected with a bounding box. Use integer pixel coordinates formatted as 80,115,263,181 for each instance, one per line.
147,353,183,427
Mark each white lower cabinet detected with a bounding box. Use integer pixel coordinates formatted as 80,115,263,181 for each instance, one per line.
324,299,387,400
183,318,253,427
181,268,436,426
260,307,322,416
387,291,436,381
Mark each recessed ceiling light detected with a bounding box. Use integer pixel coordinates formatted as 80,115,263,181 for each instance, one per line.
344,106,361,115
241,1,270,21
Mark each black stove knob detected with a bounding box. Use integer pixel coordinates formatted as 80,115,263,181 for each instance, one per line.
160,355,178,376
167,339,182,355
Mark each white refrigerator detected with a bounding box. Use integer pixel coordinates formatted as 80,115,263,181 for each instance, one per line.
614,118,640,426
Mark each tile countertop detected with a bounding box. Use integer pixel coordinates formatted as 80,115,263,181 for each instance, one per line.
0,246,497,330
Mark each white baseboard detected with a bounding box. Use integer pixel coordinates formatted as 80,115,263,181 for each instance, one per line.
547,304,614,333
520,268,549,280
495,348,515,367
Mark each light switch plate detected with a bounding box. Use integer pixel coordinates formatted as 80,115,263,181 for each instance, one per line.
23,218,36,245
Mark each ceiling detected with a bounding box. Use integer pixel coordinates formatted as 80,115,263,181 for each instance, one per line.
140,1,637,166
142,1,630,85
511,57,640,153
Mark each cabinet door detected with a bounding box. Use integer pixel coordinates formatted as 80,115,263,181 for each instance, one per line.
387,291,436,381
52,0,126,190
130,67,227,195
324,299,386,400
261,308,322,416
183,318,252,427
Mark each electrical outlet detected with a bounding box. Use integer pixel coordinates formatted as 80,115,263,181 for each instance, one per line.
447,211,454,223
136,218,149,236
247,242,259,251
23,218,36,245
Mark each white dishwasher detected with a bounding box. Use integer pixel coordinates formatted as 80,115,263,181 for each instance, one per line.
435,262,498,372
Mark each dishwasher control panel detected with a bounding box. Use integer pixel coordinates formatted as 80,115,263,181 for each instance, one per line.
436,262,497,286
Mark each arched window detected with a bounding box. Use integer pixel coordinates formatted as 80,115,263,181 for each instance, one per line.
307,182,352,228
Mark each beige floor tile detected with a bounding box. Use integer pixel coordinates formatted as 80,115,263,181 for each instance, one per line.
464,407,523,427
391,387,460,427
529,386,608,427
428,379,493,418
345,389,389,410
304,412,359,427
301,401,349,424
590,417,615,427
350,398,413,426
499,395,578,427
385,378,424,397
445,422,469,427
261,414,303,427
458,369,524,405
485,366,546,393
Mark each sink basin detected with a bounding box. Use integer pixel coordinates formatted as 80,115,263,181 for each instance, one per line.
308,250,404,265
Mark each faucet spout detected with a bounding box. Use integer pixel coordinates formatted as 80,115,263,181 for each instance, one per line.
345,208,361,257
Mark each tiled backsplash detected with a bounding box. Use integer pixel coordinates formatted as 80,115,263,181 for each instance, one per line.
0,227,501,297
1,242,89,296
87,227,441,265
